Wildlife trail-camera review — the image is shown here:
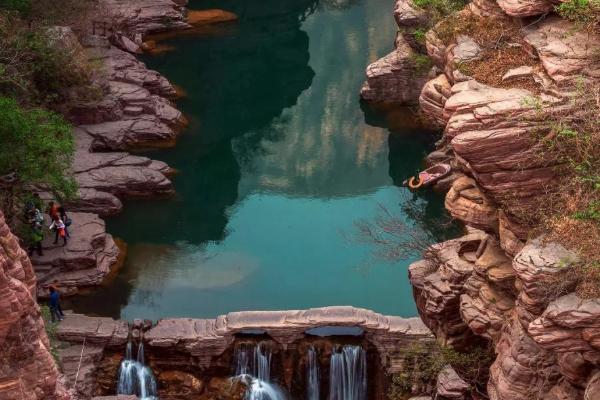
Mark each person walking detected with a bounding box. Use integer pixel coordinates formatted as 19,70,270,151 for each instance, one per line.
48,286,64,322
47,201,59,221
49,216,67,246
58,205,71,238
27,222,44,256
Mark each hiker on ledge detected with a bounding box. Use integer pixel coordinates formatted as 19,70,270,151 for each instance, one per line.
49,286,64,323
49,216,67,246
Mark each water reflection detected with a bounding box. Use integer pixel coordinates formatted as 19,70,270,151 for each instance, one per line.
70,0,454,319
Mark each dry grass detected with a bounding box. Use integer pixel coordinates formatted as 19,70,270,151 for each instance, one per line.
436,12,541,91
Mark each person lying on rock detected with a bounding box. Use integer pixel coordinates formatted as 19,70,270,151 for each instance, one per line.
49,285,65,323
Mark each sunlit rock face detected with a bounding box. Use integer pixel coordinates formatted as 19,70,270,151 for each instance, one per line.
0,211,70,400
409,1,600,395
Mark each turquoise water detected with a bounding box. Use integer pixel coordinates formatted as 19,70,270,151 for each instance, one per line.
69,0,453,320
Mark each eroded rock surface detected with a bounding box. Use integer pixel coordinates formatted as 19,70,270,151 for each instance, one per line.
31,213,120,297
0,211,70,400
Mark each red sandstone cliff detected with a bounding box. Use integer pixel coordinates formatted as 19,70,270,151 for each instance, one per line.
395,0,600,397
0,210,71,400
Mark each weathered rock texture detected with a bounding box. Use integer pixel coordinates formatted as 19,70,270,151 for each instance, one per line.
0,211,70,400
407,0,600,399
56,307,433,399
360,0,431,105
32,2,186,293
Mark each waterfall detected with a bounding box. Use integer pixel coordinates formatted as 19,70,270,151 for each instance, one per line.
233,342,284,400
307,347,319,400
117,341,158,400
329,345,367,400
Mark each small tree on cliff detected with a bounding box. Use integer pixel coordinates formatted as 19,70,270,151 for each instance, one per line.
0,96,76,221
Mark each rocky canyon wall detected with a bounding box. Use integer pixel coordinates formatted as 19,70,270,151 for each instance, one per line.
379,0,600,398
0,211,70,400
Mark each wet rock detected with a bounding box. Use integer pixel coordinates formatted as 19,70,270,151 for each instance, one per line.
100,0,190,35
187,9,238,25
437,365,469,399
158,370,204,397
32,212,120,296
0,211,70,400
361,35,429,105
92,396,138,400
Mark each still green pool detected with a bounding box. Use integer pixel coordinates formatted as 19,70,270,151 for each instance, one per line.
69,0,455,320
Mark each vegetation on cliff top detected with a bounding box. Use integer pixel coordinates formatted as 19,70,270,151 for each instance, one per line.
0,2,99,220
388,342,493,399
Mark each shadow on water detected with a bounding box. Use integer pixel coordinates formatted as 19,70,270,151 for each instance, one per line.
106,0,317,245
68,0,456,319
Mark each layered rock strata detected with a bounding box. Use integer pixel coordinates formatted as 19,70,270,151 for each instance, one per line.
360,0,431,105
31,1,188,294
403,0,600,398
0,211,70,400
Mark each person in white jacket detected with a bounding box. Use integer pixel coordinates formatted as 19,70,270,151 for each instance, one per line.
49,216,67,246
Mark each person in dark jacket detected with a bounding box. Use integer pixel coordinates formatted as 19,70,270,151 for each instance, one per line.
48,286,64,322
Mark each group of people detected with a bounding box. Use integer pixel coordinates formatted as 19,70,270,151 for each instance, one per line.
23,194,72,256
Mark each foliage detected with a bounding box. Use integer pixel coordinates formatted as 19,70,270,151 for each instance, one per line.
0,13,91,106
556,0,600,31
411,53,433,75
0,0,30,15
412,28,427,45
521,81,600,298
0,97,77,216
388,342,493,399
40,304,62,364
412,0,469,26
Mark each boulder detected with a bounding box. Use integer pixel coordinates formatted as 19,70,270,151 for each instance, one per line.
394,0,428,27
187,9,238,25
496,0,554,17
437,365,469,399
445,176,498,232
100,0,190,35
361,35,430,104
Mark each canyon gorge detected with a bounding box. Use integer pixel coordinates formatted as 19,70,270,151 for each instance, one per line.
1,0,599,399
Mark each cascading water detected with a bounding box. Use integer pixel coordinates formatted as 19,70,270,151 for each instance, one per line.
233,342,285,400
117,341,158,400
307,346,319,400
329,345,367,400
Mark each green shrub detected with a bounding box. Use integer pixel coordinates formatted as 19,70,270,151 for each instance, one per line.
388,342,493,399
0,15,90,105
0,0,31,15
0,96,76,216
412,0,469,26
413,28,427,45
556,0,600,26
411,53,433,75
